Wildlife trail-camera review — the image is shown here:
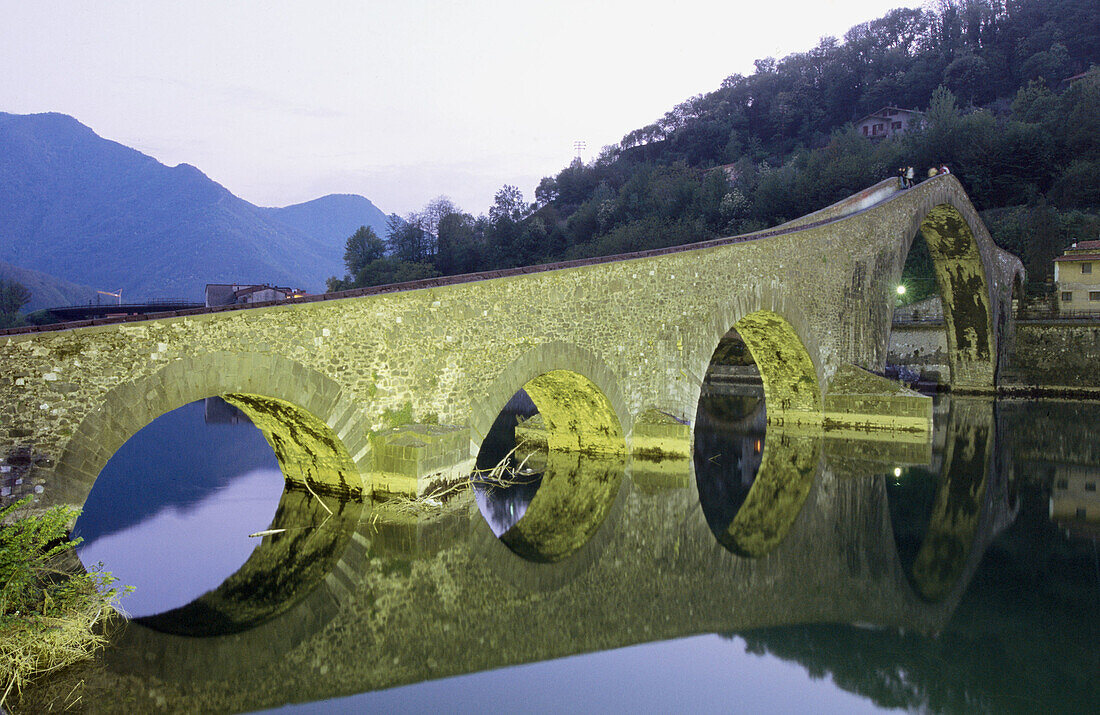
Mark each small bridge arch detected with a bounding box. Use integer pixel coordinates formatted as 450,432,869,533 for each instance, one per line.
472,341,631,456
695,301,824,427
52,351,368,507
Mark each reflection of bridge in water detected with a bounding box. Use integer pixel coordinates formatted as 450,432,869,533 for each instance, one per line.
21,397,1027,713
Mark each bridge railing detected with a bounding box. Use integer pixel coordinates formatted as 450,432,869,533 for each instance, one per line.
1018,308,1100,321
892,316,946,326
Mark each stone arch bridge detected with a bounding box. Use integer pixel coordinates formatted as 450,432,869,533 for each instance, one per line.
0,175,1024,506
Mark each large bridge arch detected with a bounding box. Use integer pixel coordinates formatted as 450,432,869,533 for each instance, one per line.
51,351,368,508
887,176,1012,389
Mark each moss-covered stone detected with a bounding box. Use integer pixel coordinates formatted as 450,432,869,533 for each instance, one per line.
0,176,1021,510
823,364,932,435
368,423,470,497
223,393,362,498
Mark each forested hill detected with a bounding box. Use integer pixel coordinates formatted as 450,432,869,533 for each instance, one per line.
0,112,390,302
333,0,1100,293
0,260,97,312
612,0,1099,165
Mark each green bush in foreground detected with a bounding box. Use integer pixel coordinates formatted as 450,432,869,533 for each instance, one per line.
0,497,129,708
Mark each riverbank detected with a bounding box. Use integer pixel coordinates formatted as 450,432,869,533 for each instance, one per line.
0,499,127,711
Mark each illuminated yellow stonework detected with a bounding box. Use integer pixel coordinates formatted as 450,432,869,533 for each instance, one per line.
223,393,362,497
0,176,1023,510
733,310,823,426
499,451,624,563
720,430,821,557
520,370,625,455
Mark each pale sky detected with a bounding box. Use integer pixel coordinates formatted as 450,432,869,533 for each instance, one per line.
1,1,917,216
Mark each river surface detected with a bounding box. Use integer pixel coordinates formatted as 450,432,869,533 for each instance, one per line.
17,393,1100,713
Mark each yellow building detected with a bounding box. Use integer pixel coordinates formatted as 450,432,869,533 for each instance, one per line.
1050,465,1099,536
1054,239,1100,313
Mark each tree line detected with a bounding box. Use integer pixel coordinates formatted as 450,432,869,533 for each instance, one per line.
328,0,1099,295
0,278,30,329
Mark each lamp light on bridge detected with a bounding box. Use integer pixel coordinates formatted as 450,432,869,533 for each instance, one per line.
896,285,906,296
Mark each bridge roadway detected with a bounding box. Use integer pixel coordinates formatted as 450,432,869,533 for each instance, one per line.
0,175,1024,506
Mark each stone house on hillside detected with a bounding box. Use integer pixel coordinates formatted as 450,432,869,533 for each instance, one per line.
204,283,304,308
1054,240,1100,312
856,106,924,139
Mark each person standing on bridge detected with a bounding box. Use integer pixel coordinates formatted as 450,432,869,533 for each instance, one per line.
904,166,915,188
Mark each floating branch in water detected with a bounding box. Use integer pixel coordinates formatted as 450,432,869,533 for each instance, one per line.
248,528,288,538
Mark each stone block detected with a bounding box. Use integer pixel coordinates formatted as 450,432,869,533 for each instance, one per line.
631,409,691,460
824,364,932,435
368,423,470,496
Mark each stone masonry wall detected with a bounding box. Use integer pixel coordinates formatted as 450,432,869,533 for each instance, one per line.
1009,322,1100,387
888,324,951,381
0,176,1023,507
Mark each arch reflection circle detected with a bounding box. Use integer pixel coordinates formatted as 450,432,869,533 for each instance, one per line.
473,369,626,563
73,395,363,636
694,387,820,558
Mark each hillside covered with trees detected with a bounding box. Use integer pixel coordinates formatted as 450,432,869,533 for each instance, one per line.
329,0,1100,294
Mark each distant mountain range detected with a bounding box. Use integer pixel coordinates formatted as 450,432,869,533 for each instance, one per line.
0,112,392,303
0,259,98,312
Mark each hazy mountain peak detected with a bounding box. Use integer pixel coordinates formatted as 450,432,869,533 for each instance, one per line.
0,111,392,302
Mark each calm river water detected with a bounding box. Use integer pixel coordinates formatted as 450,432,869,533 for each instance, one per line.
18,392,1100,713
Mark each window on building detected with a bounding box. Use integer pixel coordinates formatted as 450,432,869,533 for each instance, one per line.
1090,291,1100,301
892,121,902,130
1087,482,1097,492
862,126,868,136
1083,263,1092,274
1056,479,1069,489
1078,507,1088,519
1062,291,1073,302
